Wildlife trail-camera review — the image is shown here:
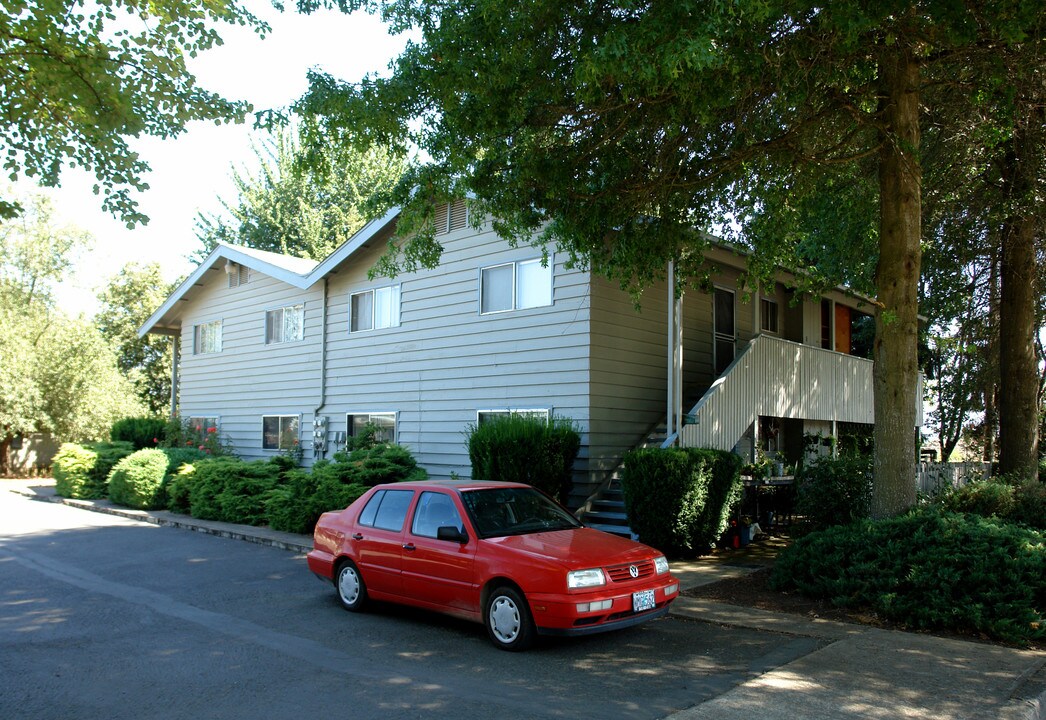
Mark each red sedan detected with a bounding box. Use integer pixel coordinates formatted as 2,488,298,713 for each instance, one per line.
307,479,679,650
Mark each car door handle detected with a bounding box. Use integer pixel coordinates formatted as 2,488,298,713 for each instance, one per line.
351,533,363,540
402,543,416,552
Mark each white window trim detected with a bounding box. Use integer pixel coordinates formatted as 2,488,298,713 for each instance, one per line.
193,319,223,355
346,411,398,443
349,284,401,333
261,414,301,451
478,255,553,315
476,408,552,425
265,303,305,345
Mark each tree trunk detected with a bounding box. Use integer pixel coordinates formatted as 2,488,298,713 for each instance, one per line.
872,47,921,517
983,250,999,464
997,108,1041,481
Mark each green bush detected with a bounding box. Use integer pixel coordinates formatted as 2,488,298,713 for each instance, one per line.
107,449,170,509
794,455,873,532
265,443,423,534
188,457,281,525
160,417,231,456
165,463,199,514
621,447,742,555
1012,479,1046,530
466,414,581,503
52,442,135,499
940,478,1016,519
53,443,97,499
770,508,1045,645
110,417,168,450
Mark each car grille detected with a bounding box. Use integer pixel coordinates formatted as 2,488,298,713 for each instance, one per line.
605,559,655,582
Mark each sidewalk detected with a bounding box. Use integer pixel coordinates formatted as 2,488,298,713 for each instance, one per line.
6,478,1045,720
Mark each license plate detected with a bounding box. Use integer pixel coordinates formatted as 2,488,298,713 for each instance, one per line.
632,589,655,613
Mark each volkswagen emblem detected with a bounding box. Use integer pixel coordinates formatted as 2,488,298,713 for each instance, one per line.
629,565,639,578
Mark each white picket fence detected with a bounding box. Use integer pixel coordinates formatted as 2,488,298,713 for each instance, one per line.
916,462,991,497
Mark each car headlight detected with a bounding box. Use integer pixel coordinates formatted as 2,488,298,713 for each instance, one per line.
567,568,606,589
654,556,670,575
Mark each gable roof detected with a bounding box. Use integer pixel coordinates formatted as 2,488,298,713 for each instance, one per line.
138,208,399,338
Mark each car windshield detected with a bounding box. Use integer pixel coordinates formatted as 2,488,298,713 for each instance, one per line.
461,487,582,538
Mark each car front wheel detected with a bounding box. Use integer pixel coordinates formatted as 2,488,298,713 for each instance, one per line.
484,585,535,651
336,561,368,612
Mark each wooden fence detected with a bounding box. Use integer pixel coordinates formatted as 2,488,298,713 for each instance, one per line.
916,462,991,497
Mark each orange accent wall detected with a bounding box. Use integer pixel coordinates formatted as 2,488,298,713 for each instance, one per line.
835,304,851,354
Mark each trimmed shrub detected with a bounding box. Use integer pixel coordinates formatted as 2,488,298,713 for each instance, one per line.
794,454,873,533
466,414,581,503
53,443,97,498
940,478,1016,519
107,449,170,509
165,463,199,514
265,443,423,534
110,417,167,450
188,457,282,525
621,447,742,556
771,508,1046,645
52,442,134,499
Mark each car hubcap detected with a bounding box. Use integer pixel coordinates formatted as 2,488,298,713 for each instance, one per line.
490,595,520,643
339,567,359,605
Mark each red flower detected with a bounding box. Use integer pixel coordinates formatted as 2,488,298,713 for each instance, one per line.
199,445,205,450
186,441,193,446
207,427,217,433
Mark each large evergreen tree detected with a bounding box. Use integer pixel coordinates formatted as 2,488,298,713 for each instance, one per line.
294,0,1043,514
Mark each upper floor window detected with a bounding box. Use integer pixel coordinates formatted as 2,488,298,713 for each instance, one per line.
760,298,779,334
348,412,396,443
350,285,400,332
480,258,552,314
262,415,299,451
266,304,304,344
193,320,222,354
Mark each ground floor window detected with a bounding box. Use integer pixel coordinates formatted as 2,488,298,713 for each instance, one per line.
476,409,550,425
262,415,299,450
189,417,219,434
347,412,396,443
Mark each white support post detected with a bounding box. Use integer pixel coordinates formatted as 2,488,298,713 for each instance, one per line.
169,337,179,419
667,261,676,440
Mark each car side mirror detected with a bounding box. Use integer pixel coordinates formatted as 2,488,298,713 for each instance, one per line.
437,525,468,544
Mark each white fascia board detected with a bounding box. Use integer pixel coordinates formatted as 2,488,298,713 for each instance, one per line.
306,206,401,283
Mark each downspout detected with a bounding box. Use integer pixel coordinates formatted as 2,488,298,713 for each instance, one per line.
313,277,329,458
667,261,676,441
169,335,179,419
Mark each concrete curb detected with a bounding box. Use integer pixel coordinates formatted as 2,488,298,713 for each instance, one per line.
8,485,312,554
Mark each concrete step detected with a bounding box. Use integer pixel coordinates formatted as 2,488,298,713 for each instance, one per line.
585,522,635,538
583,510,629,525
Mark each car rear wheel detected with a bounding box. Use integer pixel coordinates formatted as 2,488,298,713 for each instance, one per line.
484,585,535,651
336,560,368,612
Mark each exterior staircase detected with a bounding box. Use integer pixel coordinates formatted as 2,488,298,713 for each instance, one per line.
578,478,634,538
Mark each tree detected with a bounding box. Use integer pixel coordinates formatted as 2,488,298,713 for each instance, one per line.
0,0,267,224
96,262,176,415
0,186,144,473
295,0,1044,515
193,123,405,260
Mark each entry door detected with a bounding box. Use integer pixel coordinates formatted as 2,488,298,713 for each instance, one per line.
714,287,736,375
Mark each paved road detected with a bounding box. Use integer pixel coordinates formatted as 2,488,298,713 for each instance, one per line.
0,489,821,720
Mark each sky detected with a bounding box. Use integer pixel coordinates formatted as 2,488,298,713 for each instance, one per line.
44,1,413,316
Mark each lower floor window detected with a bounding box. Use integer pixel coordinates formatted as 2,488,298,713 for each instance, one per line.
189,417,218,434
348,412,396,443
262,415,299,450
477,409,550,425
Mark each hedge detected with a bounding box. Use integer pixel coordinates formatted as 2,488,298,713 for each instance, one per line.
107,449,170,509
794,454,873,533
621,447,742,555
466,414,581,503
771,508,1046,645
110,417,167,451
52,441,135,499
187,457,282,525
